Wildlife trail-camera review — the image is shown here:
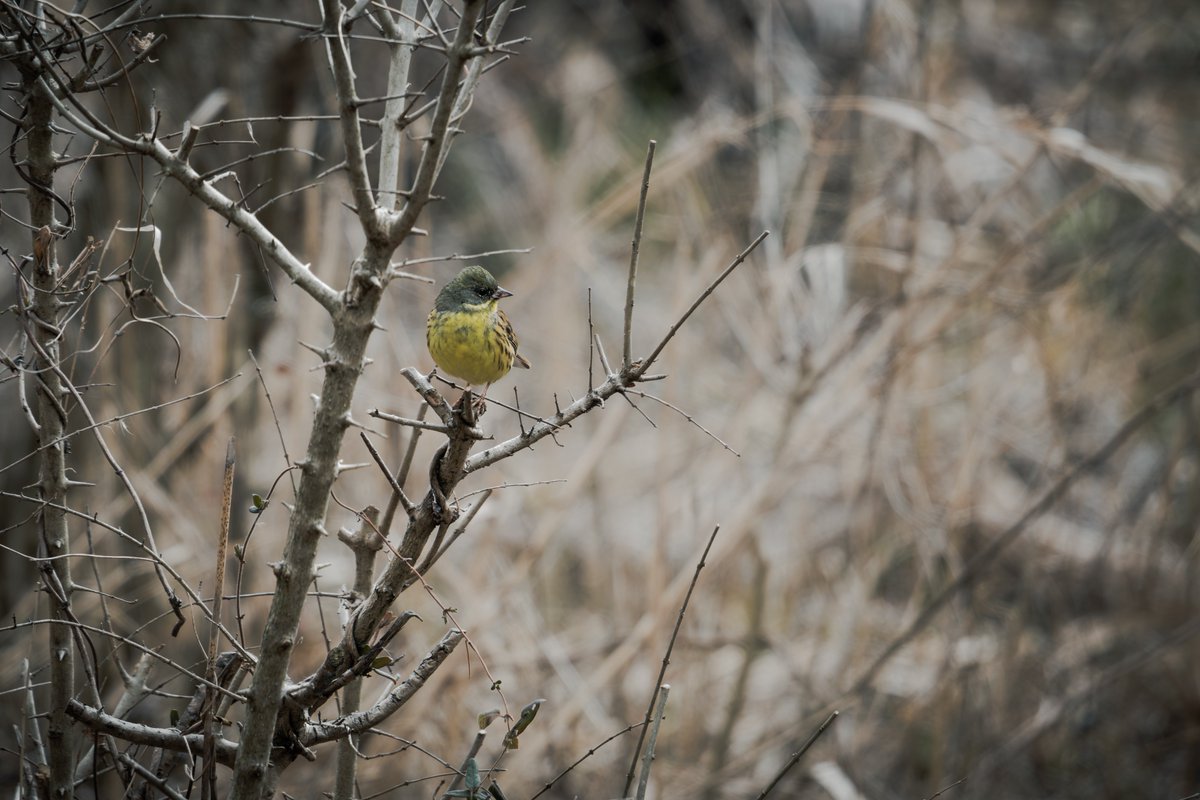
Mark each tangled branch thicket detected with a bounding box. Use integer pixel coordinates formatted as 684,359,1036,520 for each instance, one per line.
3,1,1200,799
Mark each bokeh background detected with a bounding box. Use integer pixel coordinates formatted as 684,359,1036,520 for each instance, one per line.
2,1,1199,797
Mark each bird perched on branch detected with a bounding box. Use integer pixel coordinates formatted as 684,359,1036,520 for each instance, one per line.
426,265,530,400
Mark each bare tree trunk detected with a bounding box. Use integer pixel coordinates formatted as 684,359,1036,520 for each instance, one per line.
229,4,487,795
25,78,76,799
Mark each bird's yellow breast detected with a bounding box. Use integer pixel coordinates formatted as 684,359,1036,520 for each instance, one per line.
426,303,513,385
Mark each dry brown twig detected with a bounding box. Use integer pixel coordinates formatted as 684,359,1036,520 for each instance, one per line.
621,526,721,797
751,711,840,800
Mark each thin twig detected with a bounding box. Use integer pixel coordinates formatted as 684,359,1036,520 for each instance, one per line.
624,389,740,456
632,231,769,379
0,491,257,665
418,489,491,573
16,325,185,628
381,402,429,537
116,752,189,800
248,350,297,494
22,71,339,311
389,247,532,270
370,408,452,434
621,526,720,797
624,140,656,370
752,711,840,800
388,0,487,242
10,617,243,701
321,0,379,233
457,479,565,500
587,287,595,393
925,777,968,800
375,0,422,210
360,431,416,516
530,723,643,800
0,371,244,478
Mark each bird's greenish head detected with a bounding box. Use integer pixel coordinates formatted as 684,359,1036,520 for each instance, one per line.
434,265,513,312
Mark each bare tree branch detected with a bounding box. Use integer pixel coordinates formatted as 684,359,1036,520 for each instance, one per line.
375,0,426,210
623,140,656,369
462,231,768,474
321,0,382,236
7,58,339,312
230,5,490,796
304,627,464,744
386,0,486,243
66,700,238,767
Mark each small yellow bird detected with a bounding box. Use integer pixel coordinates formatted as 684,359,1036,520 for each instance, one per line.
426,265,530,397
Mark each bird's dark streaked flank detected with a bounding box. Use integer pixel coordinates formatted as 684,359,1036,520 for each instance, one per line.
426,265,530,397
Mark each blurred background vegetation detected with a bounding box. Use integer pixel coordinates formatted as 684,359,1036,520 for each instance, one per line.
2,0,1199,797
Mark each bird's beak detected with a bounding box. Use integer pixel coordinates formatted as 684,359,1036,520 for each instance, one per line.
492,286,513,300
